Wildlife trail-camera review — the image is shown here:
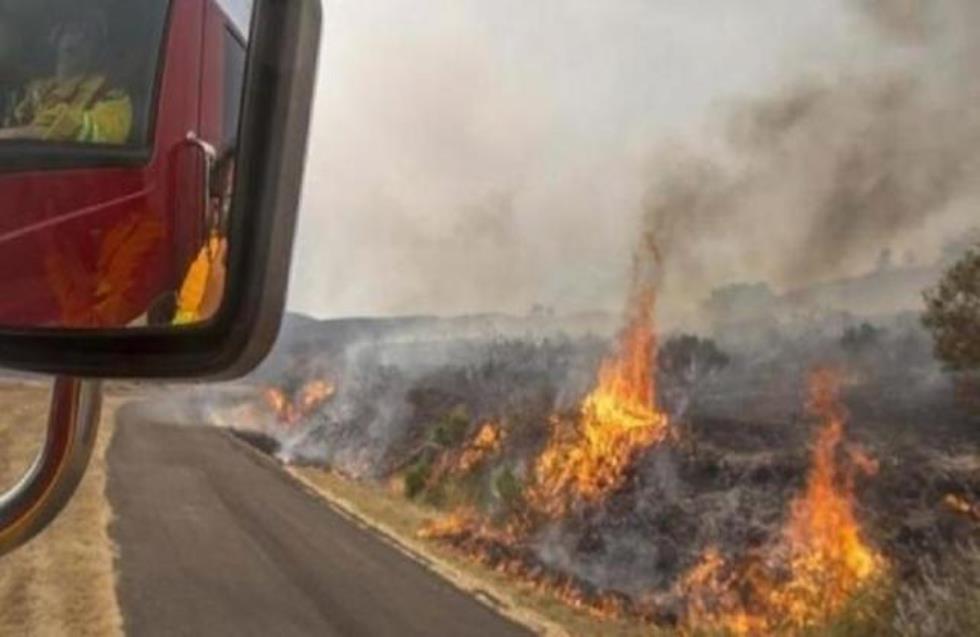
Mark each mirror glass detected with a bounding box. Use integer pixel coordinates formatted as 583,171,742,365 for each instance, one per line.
0,0,252,328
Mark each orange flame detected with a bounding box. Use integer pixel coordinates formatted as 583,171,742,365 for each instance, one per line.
417,508,480,540
297,379,336,415
417,422,506,495
263,379,336,426
782,370,882,600
455,422,505,474
531,251,670,516
263,387,289,418
683,368,886,634
944,493,980,522
420,240,670,618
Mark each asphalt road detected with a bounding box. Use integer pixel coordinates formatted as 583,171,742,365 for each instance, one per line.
106,403,532,637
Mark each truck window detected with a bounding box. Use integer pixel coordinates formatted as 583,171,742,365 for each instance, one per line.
0,0,169,147
222,27,246,151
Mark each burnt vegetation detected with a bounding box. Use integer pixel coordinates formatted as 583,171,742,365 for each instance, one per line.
228,292,979,634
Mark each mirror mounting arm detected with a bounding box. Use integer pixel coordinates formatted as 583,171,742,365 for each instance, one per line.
0,378,102,556
185,131,219,244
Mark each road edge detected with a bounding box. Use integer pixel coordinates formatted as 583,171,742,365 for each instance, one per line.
219,429,565,637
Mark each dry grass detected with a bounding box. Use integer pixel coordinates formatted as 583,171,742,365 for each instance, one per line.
293,466,668,637
0,380,122,637
892,542,980,637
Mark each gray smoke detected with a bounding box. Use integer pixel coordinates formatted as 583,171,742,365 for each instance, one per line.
646,0,980,314
289,0,980,321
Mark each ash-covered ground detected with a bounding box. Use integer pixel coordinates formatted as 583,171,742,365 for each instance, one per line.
209,306,978,631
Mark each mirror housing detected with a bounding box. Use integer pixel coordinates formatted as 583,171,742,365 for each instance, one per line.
0,0,321,379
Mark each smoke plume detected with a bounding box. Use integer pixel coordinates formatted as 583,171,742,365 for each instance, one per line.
290,0,980,320
646,0,980,313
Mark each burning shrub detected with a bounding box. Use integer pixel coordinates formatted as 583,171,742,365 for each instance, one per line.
399,413,510,511
455,422,505,474
263,378,336,427
674,369,887,635
530,249,671,518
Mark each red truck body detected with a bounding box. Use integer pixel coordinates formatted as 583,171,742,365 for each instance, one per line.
0,0,247,327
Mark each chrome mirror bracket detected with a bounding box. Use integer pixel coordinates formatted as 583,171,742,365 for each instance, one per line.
0,378,102,555
185,131,219,243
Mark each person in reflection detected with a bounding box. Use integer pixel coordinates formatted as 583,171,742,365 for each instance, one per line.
0,10,132,143
173,152,235,325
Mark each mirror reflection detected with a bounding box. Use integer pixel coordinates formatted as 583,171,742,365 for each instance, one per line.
0,0,251,328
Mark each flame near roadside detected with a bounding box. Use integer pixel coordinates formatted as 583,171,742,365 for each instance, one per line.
417,508,638,620
530,240,671,518
263,379,336,427
417,237,888,634
419,238,674,619
419,421,508,492
680,368,886,634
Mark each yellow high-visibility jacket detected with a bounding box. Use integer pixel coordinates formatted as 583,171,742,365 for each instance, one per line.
174,236,223,325
11,74,132,144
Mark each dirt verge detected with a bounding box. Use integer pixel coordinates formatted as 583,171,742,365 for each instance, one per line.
0,381,122,637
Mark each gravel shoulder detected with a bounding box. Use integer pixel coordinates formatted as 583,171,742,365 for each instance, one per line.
0,380,122,637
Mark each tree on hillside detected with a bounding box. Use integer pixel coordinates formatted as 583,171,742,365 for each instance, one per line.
923,246,980,371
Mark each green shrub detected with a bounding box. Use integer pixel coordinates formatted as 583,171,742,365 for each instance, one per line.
493,467,524,513
404,456,433,500
431,406,470,448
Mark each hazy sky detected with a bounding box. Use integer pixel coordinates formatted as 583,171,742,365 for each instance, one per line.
285,1,978,319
